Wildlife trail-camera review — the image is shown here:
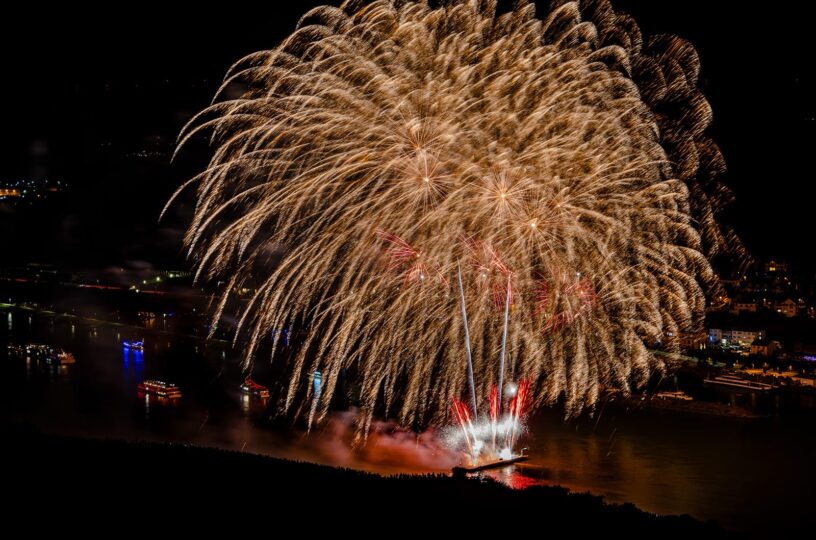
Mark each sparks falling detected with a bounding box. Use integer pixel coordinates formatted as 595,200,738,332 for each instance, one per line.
169,0,740,435
451,380,531,465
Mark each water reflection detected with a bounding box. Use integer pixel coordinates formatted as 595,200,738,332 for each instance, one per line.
122,346,144,384
143,393,151,420
240,394,269,415
139,393,180,421
485,467,539,490
57,364,70,380
16,348,73,382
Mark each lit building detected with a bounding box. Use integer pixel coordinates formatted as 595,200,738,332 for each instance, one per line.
679,330,707,350
765,260,788,273
750,339,781,357
730,300,757,314
708,293,731,311
709,328,766,347
731,329,765,344
775,299,797,318
157,270,192,279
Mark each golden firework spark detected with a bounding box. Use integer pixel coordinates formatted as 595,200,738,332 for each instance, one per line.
168,0,739,431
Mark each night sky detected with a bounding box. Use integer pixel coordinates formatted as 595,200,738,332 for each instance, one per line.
2,1,814,273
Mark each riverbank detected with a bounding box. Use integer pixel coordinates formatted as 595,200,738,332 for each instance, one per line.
5,424,728,536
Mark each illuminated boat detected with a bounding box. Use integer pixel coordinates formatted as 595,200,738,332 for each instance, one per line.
240,377,270,398
7,344,27,355
123,339,144,351
8,343,49,357
9,344,75,364
46,348,76,365
137,380,182,399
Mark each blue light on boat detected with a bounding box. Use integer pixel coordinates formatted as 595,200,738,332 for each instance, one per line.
123,339,144,351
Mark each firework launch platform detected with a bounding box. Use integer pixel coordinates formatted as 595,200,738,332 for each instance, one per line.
452,455,529,477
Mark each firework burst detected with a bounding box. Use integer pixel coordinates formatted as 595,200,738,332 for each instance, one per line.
169,0,737,434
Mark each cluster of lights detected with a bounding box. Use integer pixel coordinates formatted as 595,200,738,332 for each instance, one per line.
0,179,65,201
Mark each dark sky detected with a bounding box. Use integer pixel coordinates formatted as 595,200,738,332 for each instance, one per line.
1,1,814,274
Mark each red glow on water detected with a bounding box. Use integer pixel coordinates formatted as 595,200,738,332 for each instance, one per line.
507,472,538,490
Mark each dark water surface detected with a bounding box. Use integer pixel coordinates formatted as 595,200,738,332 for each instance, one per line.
2,308,813,536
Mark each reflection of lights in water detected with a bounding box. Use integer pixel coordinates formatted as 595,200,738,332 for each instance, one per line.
240,391,269,415
70,324,75,338
7,312,11,331
122,346,144,372
487,468,538,490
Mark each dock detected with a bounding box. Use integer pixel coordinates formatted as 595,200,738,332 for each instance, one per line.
704,375,776,392
452,456,529,477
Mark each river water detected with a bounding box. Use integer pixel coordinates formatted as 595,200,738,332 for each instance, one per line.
2,308,813,536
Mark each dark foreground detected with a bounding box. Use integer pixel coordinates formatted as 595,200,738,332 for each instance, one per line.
6,425,728,537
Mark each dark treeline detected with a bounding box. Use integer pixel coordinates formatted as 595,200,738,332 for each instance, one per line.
5,424,729,537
